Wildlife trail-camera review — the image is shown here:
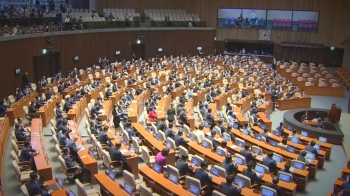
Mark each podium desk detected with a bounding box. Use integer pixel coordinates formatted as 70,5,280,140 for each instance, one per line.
342,167,350,177
236,95,255,113
68,98,88,125
31,119,53,180
156,95,172,121
192,87,210,107
277,97,311,111
139,166,194,196
170,83,195,99
333,179,343,194
259,101,273,116
185,100,195,130
68,120,98,184
6,92,38,126
133,123,176,166
128,90,151,122
86,85,106,103
94,173,130,196
112,78,129,88
214,90,234,110
257,112,272,131
97,99,113,121
108,87,127,105
37,95,63,126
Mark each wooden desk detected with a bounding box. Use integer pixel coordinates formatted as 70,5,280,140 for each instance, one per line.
236,95,254,113
333,178,343,194
139,166,194,196
304,86,345,97
259,101,273,116
185,100,195,130
214,90,234,110
0,117,10,193
61,83,85,98
277,97,311,111
68,120,98,184
86,85,105,103
37,96,62,126
128,90,151,122
192,87,210,106
44,179,66,196
109,87,127,105
31,119,53,180
133,123,176,166
170,83,195,99
156,95,172,121
67,98,88,125
97,99,113,121
258,112,272,131
6,92,38,126
94,173,130,196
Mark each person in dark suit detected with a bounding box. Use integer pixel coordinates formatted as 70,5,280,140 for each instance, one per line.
57,120,69,134
98,126,115,145
221,154,238,176
91,102,102,116
194,161,212,186
296,151,310,165
112,104,121,130
176,155,194,176
178,109,188,125
157,117,167,131
15,124,28,141
240,143,256,163
265,176,283,196
105,88,113,99
109,142,131,171
314,119,324,129
165,123,175,139
286,90,293,99
301,111,309,121
19,141,38,171
305,141,318,155
26,172,53,196
66,137,82,161
281,162,296,182
61,147,82,178
45,88,52,100
55,114,63,127
29,101,39,117
174,131,189,147
63,97,73,112
57,129,68,146
242,161,261,184
135,85,143,95
341,177,350,191
257,128,269,141
262,152,277,173
205,108,215,128
207,129,218,149
276,122,284,136
220,175,242,196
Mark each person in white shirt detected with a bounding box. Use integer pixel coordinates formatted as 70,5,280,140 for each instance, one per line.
251,11,257,24
193,124,205,143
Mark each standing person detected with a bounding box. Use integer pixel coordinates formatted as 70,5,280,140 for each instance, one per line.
272,58,277,70
112,104,120,131
155,148,170,173
166,103,176,123
22,71,30,87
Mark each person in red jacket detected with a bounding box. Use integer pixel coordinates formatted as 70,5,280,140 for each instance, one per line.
148,107,158,123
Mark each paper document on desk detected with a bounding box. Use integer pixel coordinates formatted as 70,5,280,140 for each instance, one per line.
132,101,137,103
256,155,263,161
121,149,129,154
230,145,238,149
205,132,211,136
215,138,223,141
267,133,272,137
99,110,105,114
78,147,85,152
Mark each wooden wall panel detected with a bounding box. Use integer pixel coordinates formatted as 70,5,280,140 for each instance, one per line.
96,0,350,68
0,29,215,99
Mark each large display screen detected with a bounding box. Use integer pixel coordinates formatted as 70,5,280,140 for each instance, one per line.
217,8,319,32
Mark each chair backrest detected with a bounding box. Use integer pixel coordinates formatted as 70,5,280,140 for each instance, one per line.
58,155,68,175
234,153,246,165
183,124,191,135
212,165,226,178
12,160,21,179
212,190,226,196
185,176,201,189
178,145,189,158
141,147,151,165
216,146,227,156
236,173,252,188
165,137,176,150
234,138,245,147
214,126,221,136
158,131,166,142
292,160,306,170
96,142,104,159
167,165,181,178
12,139,19,154
75,178,88,195
278,171,293,183
260,185,277,196
11,150,20,163
273,153,283,163
102,150,112,168
256,163,269,174
20,184,29,196
123,170,137,191
222,132,231,141
203,138,214,149
131,137,140,153
139,184,153,196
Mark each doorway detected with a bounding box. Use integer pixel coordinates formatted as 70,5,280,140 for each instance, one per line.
33,53,61,82
132,44,146,60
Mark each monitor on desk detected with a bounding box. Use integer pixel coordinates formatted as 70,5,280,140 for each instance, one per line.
146,126,151,133
306,152,316,160
189,133,195,141
243,129,249,135
255,164,265,173
233,123,239,129
107,169,116,181
293,161,305,170
189,184,200,195
89,149,94,159
57,177,63,188
274,131,281,136
68,190,76,196
155,133,160,141
235,157,244,165
234,177,245,187
319,136,327,143
130,146,135,154
301,131,308,137
122,137,128,146
255,135,262,141
272,154,282,163
291,137,300,144
268,139,277,147
165,141,172,149
210,167,220,176
124,182,133,195
223,134,231,141
168,173,178,184
201,141,208,149
216,148,225,156
287,125,293,130
286,146,296,153
260,124,267,130
153,163,162,173
236,140,244,148
278,173,291,183
252,146,262,155
261,187,275,196
191,157,200,166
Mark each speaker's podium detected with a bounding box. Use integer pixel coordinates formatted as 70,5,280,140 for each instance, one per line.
329,104,341,124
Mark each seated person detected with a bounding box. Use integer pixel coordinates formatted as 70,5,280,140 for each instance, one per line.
176,155,195,176
265,176,283,196
221,154,238,176
301,111,309,121
220,175,242,196
276,122,285,136
242,161,262,184
105,88,113,99
109,142,131,171
257,128,269,141
0,100,9,117
63,97,73,112
29,101,39,117
174,130,189,147
287,130,298,140
207,129,218,149
61,147,82,179
91,102,102,116
286,90,293,99
98,126,115,146
281,162,296,182
165,123,175,139
278,138,288,149
305,141,319,155
262,152,277,173
125,122,137,138
314,119,324,129
26,172,53,196
155,148,170,173
15,124,28,141
147,108,157,123
240,143,256,163
194,161,212,186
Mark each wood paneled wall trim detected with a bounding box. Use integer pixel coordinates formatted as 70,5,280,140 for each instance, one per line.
0,28,216,100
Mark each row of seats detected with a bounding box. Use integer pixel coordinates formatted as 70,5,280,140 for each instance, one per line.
145,9,200,22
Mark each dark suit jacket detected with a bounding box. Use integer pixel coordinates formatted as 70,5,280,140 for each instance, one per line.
297,155,306,163
15,130,27,141
176,159,194,176
205,113,214,125
62,154,77,168
262,157,277,173
265,182,283,196
19,147,36,162
29,105,37,114
109,146,126,161
342,181,350,191
165,128,175,139
157,121,166,132
194,168,212,187
98,131,114,145
222,161,238,175
64,102,72,112
91,106,102,116
314,123,323,128
220,182,242,196
167,108,176,121
178,111,187,123
305,145,318,155
281,169,296,182
26,180,50,196
66,139,79,157
208,136,218,149
242,168,260,184
174,134,188,147
240,149,255,163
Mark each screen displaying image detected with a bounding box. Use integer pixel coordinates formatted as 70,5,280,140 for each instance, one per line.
292,11,319,31
115,50,120,55
217,8,242,28
242,9,267,28
15,69,20,75
73,56,79,61
266,10,293,30
158,48,163,52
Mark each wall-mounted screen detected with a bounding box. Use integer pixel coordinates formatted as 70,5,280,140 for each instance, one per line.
115,50,120,55
292,11,319,32
73,56,79,61
266,10,293,30
242,9,266,28
217,8,242,28
157,48,163,52
15,68,20,75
